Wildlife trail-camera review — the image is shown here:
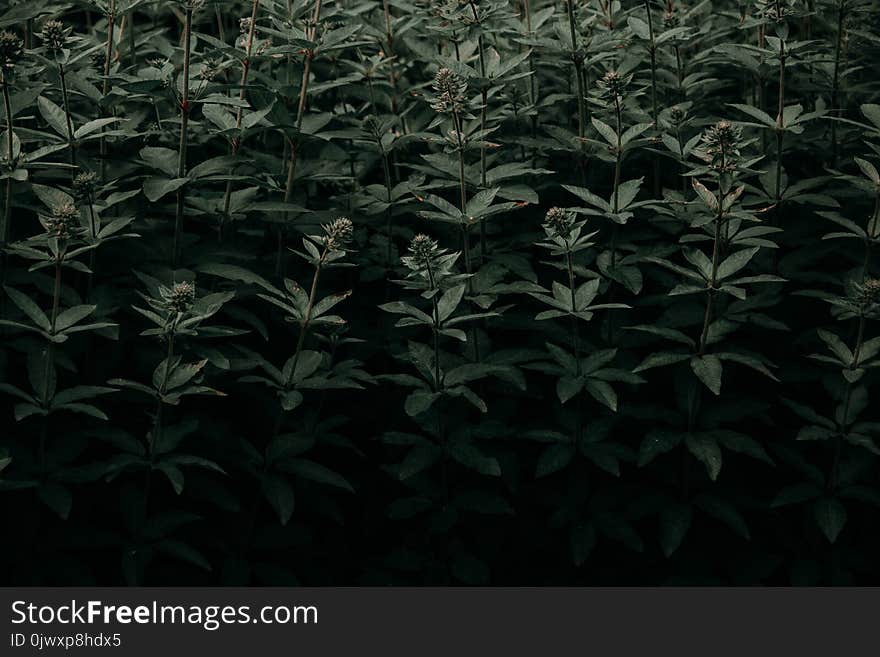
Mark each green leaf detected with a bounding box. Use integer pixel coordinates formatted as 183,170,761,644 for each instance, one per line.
262,475,295,525
716,247,759,281
37,96,69,138
729,103,776,127
143,177,188,202
54,305,96,332
156,539,212,571
638,430,683,466
694,493,750,539
448,443,501,477
692,179,719,212
569,523,596,566
535,444,575,477
38,482,72,520
279,459,354,493
437,284,466,322
686,433,722,480
4,287,51,331
634,352,690,372
140,146,179,176
659,503,692,557
690,355,723,395
814,497,846,543
404,390,440,416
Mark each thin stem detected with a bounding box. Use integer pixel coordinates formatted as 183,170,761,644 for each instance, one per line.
523,0,538,154
774,38,785,204
172,6,193,268
279,0,323,276
830,0,846,164
451,108,471,276
468,1,489,261
379,140,394,269
382,0,407,134
829,312,866,490
85,195,99,300
565,0,586,149
220,0,261,235
58,63,76,168
426,261,442,391
565,249,581,370
37,251,63,478
99,0,116,182
283,243,328,391
612,96,622,214
698,174,725,355
644,0,660,195
1,75,13,248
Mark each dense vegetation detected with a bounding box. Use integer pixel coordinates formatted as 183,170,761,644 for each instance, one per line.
0,0,879,585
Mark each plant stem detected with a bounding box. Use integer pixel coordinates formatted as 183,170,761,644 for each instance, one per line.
382,0,407,134
612,96,622,215
378,138,394,270
830,0,846,164
86,194,99,300
58,62,76,168
1,74,13,249
283,242,328,391
829,311,866,491
451,107,472,277
523,0,538,157
774,37,785,205
468,1,489,261
99,0,116,182
565,0,587,171
698,171,726,355
278,0,322,276
644,0,660,195
565,250,581,370
172,6,193,268
426,261,442,391
220,0,261,238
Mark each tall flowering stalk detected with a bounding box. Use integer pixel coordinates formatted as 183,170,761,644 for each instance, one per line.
279,0,323,275
172,0,199,267
99,0,116,181
41,21,77,168
431,67,472,276
0,31,23,254
565,0,586,146
693,120,744,355
829,0,848,163
220,1,261,238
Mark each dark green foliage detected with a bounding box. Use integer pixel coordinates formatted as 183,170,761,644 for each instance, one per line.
0,0,879,586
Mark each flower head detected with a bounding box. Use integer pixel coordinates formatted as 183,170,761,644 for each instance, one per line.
409,234,438,265
755,0,798,22
323,216,354,248
0,31,24,70
597,70,631,102
858,278,880,307
700,120,743,169
40,19,68,52
45,202,78,238
199,59,221,81
73,171,97,200
167,281,196,313
669,105,686,125
544,207,574,238
430,67,467,114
